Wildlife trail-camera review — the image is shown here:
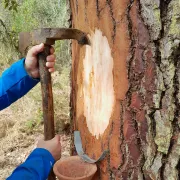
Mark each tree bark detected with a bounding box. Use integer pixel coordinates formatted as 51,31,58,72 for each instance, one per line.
69,0,180,179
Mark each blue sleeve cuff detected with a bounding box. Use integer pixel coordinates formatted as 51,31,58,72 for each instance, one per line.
26,148,55,179
12,58,40,82
0,58,40,110
1,58,40,92
2,58,31,79
27,148,55,167
7,148,55,180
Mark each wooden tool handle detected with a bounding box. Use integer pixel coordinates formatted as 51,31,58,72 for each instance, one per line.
38,45,55,180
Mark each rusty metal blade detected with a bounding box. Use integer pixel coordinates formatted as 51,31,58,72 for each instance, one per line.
19,28,90,54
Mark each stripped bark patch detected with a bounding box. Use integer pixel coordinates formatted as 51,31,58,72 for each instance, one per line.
83,29,115,138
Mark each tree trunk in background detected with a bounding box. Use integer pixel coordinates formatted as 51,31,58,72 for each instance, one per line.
69,0,180,179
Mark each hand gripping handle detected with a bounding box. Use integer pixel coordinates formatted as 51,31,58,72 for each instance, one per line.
38,45,55,180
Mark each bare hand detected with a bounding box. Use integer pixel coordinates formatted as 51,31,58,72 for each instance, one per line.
37,135,61,161
25,43,56,78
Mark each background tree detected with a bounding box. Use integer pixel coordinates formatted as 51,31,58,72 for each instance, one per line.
69,0,180,179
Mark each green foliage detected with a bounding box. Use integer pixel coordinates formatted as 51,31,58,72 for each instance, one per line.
10,0,68,34
10,0,70,70
3,0,18,11
0,0,70,70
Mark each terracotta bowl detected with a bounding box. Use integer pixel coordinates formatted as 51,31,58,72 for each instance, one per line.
53,156,97,180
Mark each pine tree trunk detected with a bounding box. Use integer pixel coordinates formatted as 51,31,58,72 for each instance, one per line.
69,0,180,179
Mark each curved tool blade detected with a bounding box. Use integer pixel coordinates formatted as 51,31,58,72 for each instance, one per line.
74,131,108,164
19,28,90,54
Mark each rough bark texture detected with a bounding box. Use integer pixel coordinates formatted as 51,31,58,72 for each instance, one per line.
69,0,180,179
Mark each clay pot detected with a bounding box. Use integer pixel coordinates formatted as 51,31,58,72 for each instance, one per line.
53,156,97,180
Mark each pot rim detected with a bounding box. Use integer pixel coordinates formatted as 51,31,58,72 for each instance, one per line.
53,156,97,180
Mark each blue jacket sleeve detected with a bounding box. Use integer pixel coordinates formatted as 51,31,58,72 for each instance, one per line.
0,58,39,110
7,148,55,180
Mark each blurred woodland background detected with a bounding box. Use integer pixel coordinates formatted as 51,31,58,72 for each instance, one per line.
0,0,71,179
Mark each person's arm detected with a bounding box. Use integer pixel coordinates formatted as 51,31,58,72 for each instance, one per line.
6,148,55,180
7,135,61,180
0,59,39,110
0,43,56,110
